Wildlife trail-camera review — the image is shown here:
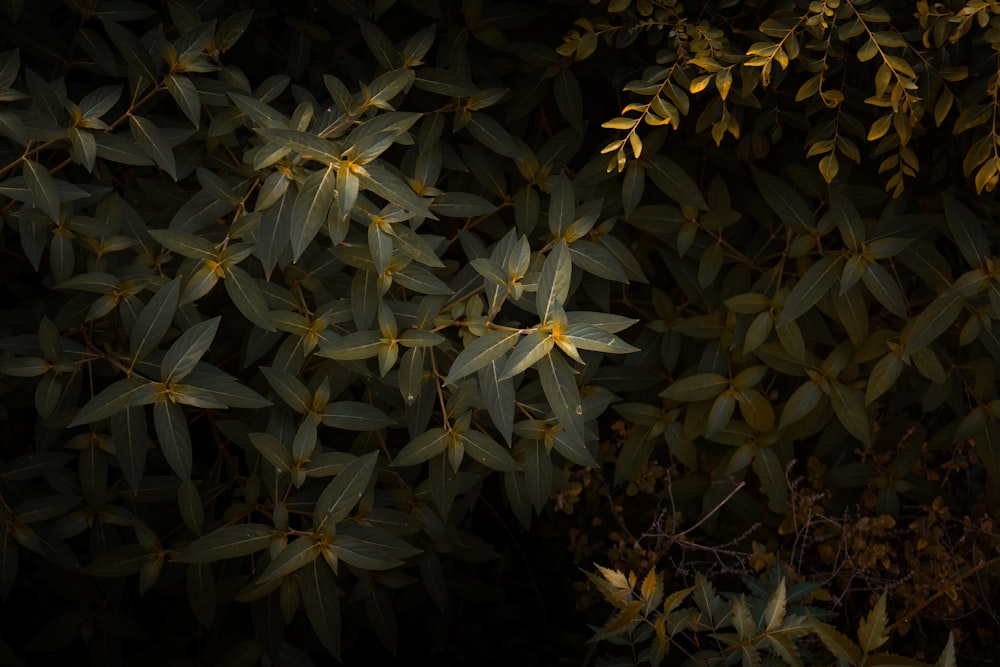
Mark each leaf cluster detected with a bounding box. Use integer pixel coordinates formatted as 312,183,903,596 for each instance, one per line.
0,0,999,664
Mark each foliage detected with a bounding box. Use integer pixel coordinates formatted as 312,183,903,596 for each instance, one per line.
586,561,957,667
0,0,999,665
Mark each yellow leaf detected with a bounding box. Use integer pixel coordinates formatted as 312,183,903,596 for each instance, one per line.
689,74,713,94
628,131,643,159
819,152,839,183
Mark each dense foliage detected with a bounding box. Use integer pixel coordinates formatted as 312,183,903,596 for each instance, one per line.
0,0,998,664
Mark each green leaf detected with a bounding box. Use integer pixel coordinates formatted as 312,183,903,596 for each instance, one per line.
83,544,157,577
165,73,201,126
548,173,575,237
178,479,204,534
647,155,707,210
223,264,275,331
161,317,219,383
182,372,271,408
706,392,735,436
942,194,988,269
256,537,321,585
186,563,215,628
467,113,521,159
565,311,639,333
760,577,787,632
660,372,728,402
290,166,336,261
903,294,963,354
828,185,865,249
833,286,869,345
391,428,449,467
154,400,193,480
256,128,337,162
430,192,496,217
316,331,383,360
830,381,870,443
562,324,638,354
858,591,890,654
129,115,177,180
320,402,394,430
0,356,48,377
356,162,435,219
22,159,60,221
471,257,508,285
809,612,862,666
392,265,453,295
397,329,444,348
754,447,787,511
413,67,479,97
102,19,158,84
446,329,520,385
111,407,149,492
866,352,905,405
259,366,311,414
69,377,155,427
391,224,445,268
778,254,842,326
537,240,572,324
461,430,517,471
314,451,379,528
248,432,293,472
862,262,907,318
148,228,217,261
554,69,584,132
736,388,775,432
0,452,72,482
500,329,554,380
131,278,181,363
752,166,814,233
299,560,342,660
479,360,515,444
568,240,629,282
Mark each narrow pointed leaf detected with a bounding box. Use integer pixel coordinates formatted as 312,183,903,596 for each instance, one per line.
648,155,707,209
69,377,155,427
154,400,193,480
259,366,311,414
445,329,520,385
538,351,584,446
162,317,219,382
537,241,572,324
223,264,275,331
320,402,394,430
660,373,728,402
300,560,341,660
778,254,842,326
903,294,963,354
131,278,181,363
461,430,518,471
943,194,988,269
174,524,276,563
256,537,320,585
752,166,814,232
830,381,870,443
130,115,177,180
290,166,336,261
314,451,379,528
22,159,60,221
500,329,553,379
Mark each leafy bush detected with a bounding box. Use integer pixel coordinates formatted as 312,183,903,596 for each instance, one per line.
0,0,998,665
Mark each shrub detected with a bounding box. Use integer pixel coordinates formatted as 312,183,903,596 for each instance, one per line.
0,0,998,664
